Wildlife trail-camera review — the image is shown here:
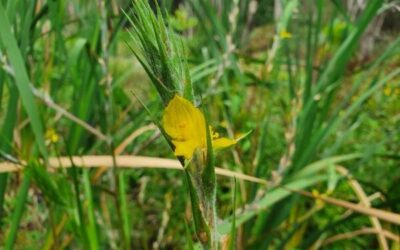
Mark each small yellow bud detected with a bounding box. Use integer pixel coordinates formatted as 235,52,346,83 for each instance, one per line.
280,30,293,39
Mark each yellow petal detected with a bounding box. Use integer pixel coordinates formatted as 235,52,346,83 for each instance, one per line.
173,140,199,159
163,95,206,141
212,137,236,150
163,95,206,159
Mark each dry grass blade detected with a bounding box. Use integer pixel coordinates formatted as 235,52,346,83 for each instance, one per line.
114,124,157,154
322,228,400,246
92,124,157,182
31,86,108,141
337,166,389,250
285,187,400,225
0,155,268,185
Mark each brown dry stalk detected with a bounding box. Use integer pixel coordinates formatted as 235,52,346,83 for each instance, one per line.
337,166,388,250
114,124,157,155
0,155,269,185
285,187,400,225
322,227,399,246
92,124,157,182
31,86,108,141
2,157,399,227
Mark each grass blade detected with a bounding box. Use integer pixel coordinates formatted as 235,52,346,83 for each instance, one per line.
4,170,31,250
0,4,47,158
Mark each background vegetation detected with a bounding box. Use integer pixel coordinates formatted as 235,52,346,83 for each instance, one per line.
0,0,399,249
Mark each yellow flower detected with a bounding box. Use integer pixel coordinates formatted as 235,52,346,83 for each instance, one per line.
45,128,59,144
383,86,391,96
280,30,292,39
162,95,236,159
312,189,325,208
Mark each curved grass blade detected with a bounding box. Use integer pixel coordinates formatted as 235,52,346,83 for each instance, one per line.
0,4,47,158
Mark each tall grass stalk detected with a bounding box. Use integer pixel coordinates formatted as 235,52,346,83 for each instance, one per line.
125,1,219,248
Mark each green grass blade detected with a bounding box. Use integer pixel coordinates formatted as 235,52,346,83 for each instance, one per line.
118,172,132,249
294,0,383,170
0,81,18,222
4,170,31,250
314,0,383,93
28,162,66,206
69,154,90,248
184,219,195,250
218,175,327,235
228,178,237,250
82,170,100,250
290,154,361,180
0,4,47,158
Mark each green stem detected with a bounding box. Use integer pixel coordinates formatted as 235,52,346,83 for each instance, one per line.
187,152,218,249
